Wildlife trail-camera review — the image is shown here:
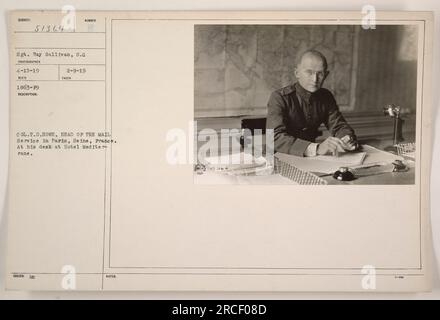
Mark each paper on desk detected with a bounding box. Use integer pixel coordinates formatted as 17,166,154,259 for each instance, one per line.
275,144,404,174
315,151,366,165
204,152,266,169
360,145,404,166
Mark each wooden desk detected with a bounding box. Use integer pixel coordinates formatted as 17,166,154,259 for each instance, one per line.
319,138,415,185
321,164,415,185
195,138,415,185
195,160,415,185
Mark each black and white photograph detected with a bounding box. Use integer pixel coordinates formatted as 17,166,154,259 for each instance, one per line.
194,24,419,185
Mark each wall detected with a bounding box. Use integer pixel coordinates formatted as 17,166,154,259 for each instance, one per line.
195,24,357,117
355,25,418,114
194,24,418,119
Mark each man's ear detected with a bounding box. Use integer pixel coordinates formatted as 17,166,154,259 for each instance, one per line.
324,70,330,80
294,67,299,79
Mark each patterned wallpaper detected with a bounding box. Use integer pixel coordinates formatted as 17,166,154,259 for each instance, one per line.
194,25,418,119
194,25,358,117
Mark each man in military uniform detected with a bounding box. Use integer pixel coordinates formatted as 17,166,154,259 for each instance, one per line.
266,50,358,157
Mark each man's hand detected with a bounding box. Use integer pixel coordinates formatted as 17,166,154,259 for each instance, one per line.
340,135,359,151
317,137,346,156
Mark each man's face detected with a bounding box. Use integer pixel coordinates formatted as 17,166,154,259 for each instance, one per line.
294,54,328,93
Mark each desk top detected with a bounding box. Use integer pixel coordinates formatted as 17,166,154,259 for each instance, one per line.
322,165,415,185
195,142,416,185
194,160,415,185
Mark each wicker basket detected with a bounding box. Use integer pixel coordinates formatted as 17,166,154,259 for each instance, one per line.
395,142,415,160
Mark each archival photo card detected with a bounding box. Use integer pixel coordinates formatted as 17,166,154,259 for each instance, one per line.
6,10,433,291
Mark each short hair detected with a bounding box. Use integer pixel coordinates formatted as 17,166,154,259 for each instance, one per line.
296,49,328,71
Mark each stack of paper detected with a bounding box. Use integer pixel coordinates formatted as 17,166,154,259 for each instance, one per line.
203,152,267,171
315,151,367,165
275,145,404,174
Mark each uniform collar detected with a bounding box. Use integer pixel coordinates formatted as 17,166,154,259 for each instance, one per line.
294,82,313,102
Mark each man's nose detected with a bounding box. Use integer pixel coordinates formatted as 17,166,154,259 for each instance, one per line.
312,73,318,82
